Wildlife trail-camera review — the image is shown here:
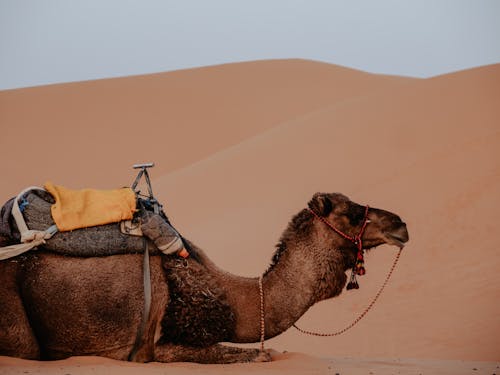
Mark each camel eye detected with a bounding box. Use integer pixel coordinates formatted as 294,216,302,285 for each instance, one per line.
346,205,366,226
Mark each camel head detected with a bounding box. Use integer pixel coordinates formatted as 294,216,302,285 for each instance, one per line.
308,192,409,252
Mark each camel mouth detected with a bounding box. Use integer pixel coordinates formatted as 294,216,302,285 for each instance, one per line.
384,228,409,249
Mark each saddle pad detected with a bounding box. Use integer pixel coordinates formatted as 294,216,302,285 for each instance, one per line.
45,182,136,232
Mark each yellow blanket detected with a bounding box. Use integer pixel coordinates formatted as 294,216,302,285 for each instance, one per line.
45,182,136,232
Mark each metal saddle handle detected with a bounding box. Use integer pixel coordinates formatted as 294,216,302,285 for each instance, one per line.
131,163,161,214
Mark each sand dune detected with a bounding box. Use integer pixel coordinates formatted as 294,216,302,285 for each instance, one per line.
0,59,414,199
0,60,499,373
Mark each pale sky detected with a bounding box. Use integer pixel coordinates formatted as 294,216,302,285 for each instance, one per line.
1,0,499,90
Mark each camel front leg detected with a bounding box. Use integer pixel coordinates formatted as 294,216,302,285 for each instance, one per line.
154,343,272,364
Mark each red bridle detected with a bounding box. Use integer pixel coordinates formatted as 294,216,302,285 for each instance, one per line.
308,205,370,288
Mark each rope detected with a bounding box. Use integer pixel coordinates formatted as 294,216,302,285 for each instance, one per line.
258,275,265,352
292,248,402,337
0,187,58,260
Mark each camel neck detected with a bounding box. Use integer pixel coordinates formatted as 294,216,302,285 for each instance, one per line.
222,239,348,343
259,250,319,339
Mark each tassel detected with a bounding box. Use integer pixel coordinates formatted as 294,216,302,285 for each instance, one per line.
355,261,366,276
346,272,359,290
347,249,366,290
354,249,366,276
356,266,366,276
346,280,359,290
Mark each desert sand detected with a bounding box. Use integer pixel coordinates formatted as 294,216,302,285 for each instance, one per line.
0,59,499,374
1,352,499,375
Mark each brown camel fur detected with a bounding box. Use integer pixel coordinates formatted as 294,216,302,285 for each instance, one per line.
0,192,409,363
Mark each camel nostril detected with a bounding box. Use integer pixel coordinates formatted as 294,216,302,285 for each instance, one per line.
392,218,405,226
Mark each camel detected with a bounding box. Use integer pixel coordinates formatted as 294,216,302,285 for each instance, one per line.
0,192,409,363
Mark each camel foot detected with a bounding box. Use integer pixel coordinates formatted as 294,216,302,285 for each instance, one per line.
253,349,273,362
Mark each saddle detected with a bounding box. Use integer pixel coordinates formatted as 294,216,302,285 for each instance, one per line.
0,164,187,260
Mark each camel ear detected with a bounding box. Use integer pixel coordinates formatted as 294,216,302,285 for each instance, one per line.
308,193,333,217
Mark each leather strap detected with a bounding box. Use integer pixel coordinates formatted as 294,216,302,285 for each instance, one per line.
128,238,152,361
